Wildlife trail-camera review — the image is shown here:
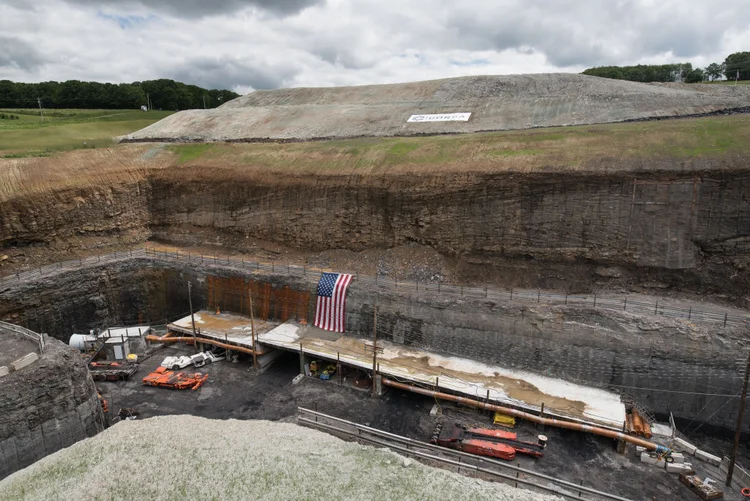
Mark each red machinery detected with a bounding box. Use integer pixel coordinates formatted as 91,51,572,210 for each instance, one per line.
142,367,208,390
431,422,547,461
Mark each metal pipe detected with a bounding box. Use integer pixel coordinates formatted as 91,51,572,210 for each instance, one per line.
145,334,260,356
381,378,669,453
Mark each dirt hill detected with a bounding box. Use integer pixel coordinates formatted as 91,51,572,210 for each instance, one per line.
124,73,750,142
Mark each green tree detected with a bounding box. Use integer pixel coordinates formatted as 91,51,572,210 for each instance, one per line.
723,52,750,81
582,63,691,83
705,63,724,81
685,68,705,83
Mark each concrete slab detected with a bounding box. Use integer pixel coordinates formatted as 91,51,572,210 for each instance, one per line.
169,311,278,353
258,321,627,430
10,352,38,371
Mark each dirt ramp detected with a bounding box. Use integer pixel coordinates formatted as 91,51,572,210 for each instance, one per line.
124,73,750,142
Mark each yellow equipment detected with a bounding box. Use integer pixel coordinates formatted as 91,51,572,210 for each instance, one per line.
493,412,516,428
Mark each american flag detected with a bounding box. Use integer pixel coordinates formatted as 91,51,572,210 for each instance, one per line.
314,272,353,332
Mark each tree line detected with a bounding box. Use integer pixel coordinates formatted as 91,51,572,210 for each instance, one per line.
0,79,240,110
582,51,750,84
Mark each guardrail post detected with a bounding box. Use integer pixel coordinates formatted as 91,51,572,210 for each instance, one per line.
724,312,728,327
485,284,488,298
537,289,540,303
654,301,658,315
623,296,627,311
565,293,568,305
688,306,691,320
593,293,597,308
510,287,513,300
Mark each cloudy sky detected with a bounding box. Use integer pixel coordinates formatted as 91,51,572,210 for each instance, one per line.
1,0,749,93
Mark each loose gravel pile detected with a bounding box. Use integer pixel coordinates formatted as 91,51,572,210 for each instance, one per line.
124,73,750,142
0,415,559,501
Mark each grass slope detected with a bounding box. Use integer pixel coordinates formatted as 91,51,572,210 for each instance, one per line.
165,114,750,174
0,109,173,156
0,416,558,501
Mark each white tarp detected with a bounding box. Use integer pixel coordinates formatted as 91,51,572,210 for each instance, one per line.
407,113,471,123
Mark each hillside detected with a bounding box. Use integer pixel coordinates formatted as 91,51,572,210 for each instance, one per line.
124,73,750,142
0,416,557,501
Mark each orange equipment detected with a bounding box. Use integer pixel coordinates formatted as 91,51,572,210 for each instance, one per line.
142,366,208,390
97,389,109,414
431,422,546,461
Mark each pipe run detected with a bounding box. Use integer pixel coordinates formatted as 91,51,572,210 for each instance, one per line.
145,334,260,356
381,378,670,454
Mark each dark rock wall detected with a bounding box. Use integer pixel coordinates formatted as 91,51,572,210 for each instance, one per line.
148,170,750,298
1,260,745,433
0,337,104,479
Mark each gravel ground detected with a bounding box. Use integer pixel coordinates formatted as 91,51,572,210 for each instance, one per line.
124,74,750,142
0,415,560,501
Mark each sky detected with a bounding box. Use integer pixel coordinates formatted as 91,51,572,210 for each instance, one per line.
1,0,750,94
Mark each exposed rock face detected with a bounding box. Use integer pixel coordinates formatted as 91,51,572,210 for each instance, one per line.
1,149,749,300
1,259,747,432
0,337,104,479
148,170,750,299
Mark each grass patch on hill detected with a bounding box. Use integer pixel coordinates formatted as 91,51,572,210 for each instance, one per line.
167,143,215,164
193,114,750,174
0,109,173,155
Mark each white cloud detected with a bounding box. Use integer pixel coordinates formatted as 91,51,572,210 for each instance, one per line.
1,0,748,92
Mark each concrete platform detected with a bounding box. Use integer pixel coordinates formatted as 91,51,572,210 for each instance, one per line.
257,321,627,430
167,311,279,355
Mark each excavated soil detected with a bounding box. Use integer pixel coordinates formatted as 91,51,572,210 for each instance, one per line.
124,74,750,142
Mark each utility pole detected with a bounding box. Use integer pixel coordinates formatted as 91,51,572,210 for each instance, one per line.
37,98,45,122
203,95,207,109
727,349,750,486
248,287,258,371
371,304,378,397
146,93,151,111
187,281,197,353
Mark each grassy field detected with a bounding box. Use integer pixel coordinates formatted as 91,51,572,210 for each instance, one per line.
163,113,750,174
0,109,173,157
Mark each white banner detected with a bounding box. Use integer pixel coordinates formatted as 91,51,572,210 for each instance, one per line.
407,112,471,123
